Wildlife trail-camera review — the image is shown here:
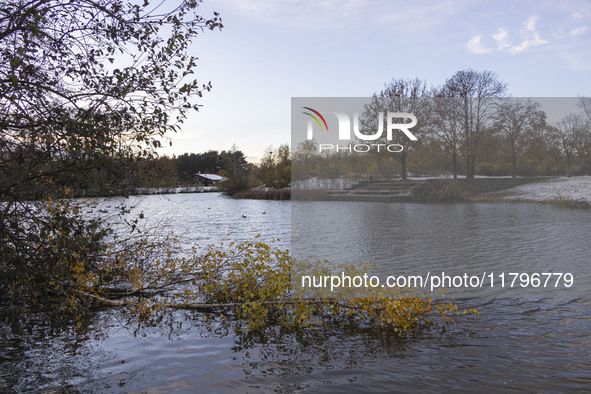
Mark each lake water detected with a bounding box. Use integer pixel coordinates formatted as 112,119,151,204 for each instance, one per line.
1,193,590,392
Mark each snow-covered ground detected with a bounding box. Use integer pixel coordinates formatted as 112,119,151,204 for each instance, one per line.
493,176,591,203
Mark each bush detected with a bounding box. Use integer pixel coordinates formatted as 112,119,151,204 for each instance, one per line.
580,163,591,176
477,162,510,177
413,180,468,202
537,157,565,176
1,195,113,317
0,191,200,323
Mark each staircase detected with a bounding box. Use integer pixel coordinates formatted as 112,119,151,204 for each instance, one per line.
326,180,425,202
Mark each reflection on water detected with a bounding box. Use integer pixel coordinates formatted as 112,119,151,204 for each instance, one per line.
1,194,591,391
84,192,290,250
293,202,589,298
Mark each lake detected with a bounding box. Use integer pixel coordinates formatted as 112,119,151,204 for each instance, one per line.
1,193,590,392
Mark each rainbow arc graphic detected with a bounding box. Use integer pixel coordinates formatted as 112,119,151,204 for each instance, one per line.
302,107,328,131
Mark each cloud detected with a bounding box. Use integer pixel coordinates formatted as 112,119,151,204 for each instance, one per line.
572,12,585,21
492,28,510,50
569,26,588,36
466,35,493,54
466,15,550,55
508,16,548,53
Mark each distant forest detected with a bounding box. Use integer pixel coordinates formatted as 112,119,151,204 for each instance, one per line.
22,144,293,197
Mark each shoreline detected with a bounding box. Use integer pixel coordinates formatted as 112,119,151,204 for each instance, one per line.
34,176,590,207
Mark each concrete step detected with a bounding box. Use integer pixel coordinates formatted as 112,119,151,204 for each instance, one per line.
346,190,411,196
351,180,425,189
326,194,413,202
327,179,425,202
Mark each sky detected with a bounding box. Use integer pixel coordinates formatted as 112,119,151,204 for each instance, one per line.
158,0,591,162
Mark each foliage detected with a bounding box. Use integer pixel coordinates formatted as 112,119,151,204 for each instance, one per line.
256,144,291,189
1,198,475,336
0,0,222,198
476,161,511,177
1,192,112,318
195,239,476,335
411,179,468,202
0,189,198,322
218,145,253,195
175,150,221,183
0,1,223,319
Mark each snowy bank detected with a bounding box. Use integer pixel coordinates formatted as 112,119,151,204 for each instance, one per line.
491,177,591,204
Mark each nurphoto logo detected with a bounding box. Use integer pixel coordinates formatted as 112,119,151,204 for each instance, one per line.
302,106,418,153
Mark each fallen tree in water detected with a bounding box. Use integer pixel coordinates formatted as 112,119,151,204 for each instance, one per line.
1,197,476,335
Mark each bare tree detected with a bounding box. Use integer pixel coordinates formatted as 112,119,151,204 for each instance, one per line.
431,94,463,178
494,99,546,178
442,70,508,178
576,97,591,164
578,96,591,123
550,113,584,176
360,78,432,179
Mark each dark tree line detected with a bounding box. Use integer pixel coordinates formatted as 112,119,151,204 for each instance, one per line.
29,145,290,196
176,150,222,181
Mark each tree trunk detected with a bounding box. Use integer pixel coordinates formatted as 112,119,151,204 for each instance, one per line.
452,150,457,179
466,155,476,179
400,154,407,180
511,140,517,178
